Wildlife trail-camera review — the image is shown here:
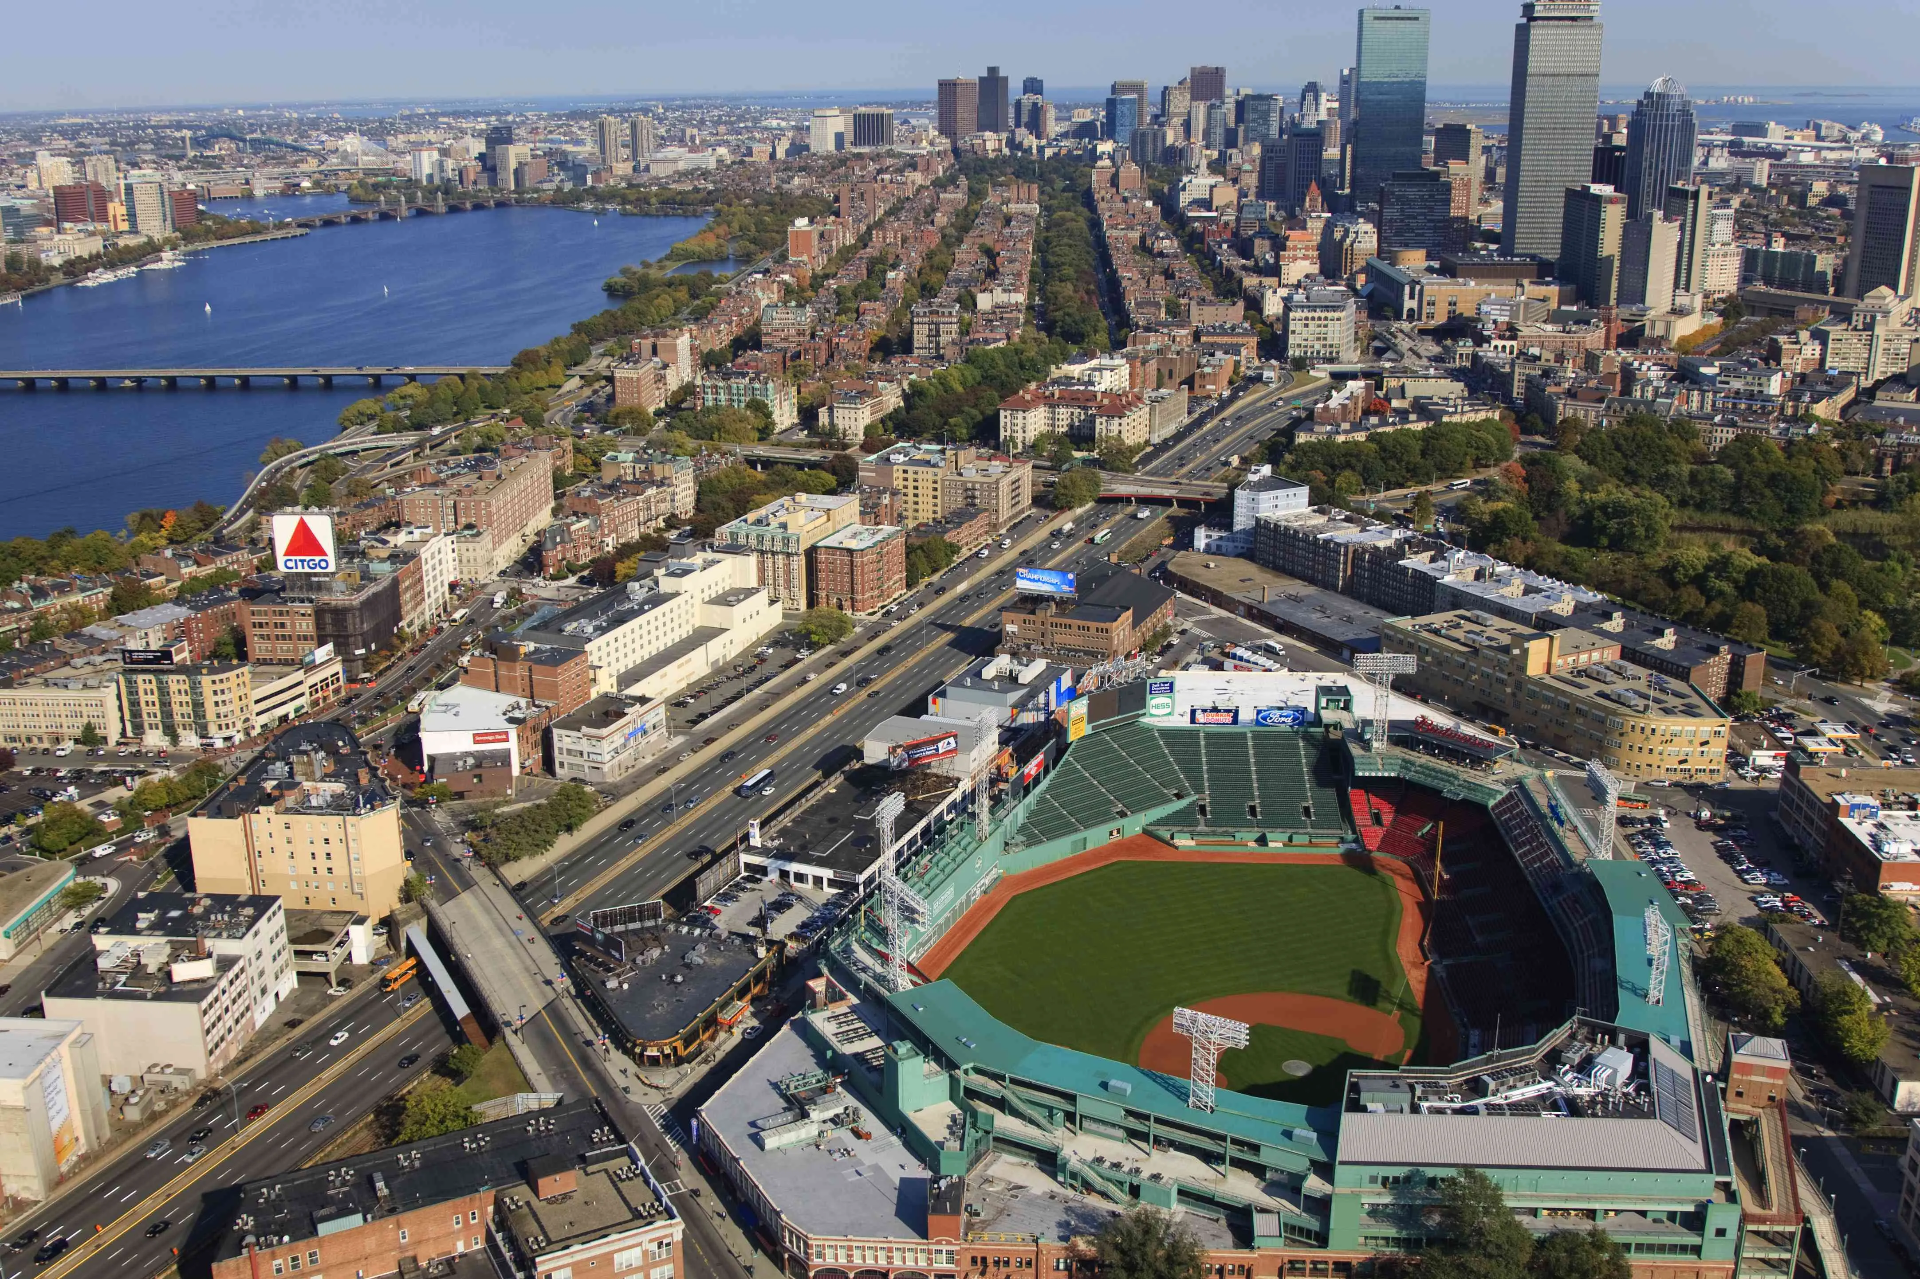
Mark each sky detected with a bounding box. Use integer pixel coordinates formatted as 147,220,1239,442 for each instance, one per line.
7,0,1918,113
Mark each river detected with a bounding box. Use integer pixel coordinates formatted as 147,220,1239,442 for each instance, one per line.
0,193,710,540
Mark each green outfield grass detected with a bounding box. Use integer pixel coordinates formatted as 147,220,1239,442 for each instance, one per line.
1222,1026,1382,1107
939,859,1420,1094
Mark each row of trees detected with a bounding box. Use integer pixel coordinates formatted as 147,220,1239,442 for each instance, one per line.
1270,419,1518,502
472,784,600,865
878,340,1067,446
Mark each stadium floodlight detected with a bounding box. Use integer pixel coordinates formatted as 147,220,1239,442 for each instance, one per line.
872,793,925,993
974,712,999,841
1171,1006,1250,1113
1577,759,1621,860
1644,901,1672,1006
1351,653,1417,752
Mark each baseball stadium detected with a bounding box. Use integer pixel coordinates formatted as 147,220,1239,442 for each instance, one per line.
695,673,1812,1279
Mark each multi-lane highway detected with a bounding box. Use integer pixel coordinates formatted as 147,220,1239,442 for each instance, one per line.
15,980,455,1279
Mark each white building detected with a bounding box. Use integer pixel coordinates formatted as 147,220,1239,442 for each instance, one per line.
1283,285,1359,363
0,1018,110,1201
418,684,536,778
44,892,295,1082
550,695,669,785
1193,465,1310,555
369,526,457,633
809,109,849,154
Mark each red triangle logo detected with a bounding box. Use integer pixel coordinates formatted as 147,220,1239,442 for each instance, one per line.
282,518,328,558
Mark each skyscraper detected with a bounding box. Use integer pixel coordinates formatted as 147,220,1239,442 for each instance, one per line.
1282,127,1326,213
1299,82,1330,127
1337,67,1356,127
851,108,896,149
121,178,172,237
1378,169,1460,254
937,77,979,145
977,66,1011,134
1162,80,1191,125
594,116,623,167
1559,183,1627,306
628,115,657,162
1622,77,1697,221
1620,212,1681,310
1432,122,1485,211
1350,6,1431,204
51,183,112,227
1022,76,1045,98
1189,66,1227,103
809,109,847,154
1241,94,1283,146
1663,182,1711,296
1843,164,1920,299
1501,0,1605,260
1105,95,1140,147
81,154,117,189
1204,101,1228,151
1111,80,1150,133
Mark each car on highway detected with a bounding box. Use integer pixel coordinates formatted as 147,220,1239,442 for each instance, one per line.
246,1102,271,1120
10,1230,39,1252
399,1054,421,1069
329,1029,350,1046
144,1221,171,1239
618,818,637,832
309,1115,335,1133
190,1127,213,1143
33,1239,67,1265
878,644,894,655
764,732,779,743
830,682,848,695
145,1138,171,1158
720,750,737,763
400,992,421,1008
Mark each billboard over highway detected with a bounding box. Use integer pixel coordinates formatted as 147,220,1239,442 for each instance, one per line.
1015,567,1077,596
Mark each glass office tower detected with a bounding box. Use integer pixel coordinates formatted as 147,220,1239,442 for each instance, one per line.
1622,77,1697,221
1350,6,1431,203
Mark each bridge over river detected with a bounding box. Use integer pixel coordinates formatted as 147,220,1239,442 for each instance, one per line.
0,366,507,389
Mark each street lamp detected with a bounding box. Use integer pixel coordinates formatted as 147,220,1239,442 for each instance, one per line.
209,1077,242,1133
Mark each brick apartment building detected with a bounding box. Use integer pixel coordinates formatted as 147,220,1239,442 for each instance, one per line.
392,449,556,580
858,444,1032,529
997,384,1151,451
717,493,860,607
809,524,906,614
461,638,593,717
1000,568,1175,662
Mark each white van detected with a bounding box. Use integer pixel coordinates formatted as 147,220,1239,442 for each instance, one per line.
830,682,849,695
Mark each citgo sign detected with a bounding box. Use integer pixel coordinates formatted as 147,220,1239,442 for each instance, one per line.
272,513,337,573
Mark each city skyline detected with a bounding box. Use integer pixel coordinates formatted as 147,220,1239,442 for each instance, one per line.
6,0,1920,112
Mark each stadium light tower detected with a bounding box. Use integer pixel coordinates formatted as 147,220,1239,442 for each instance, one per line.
1351,653,1417,751
873,793,927,993
1172,1006,1250,1113
1644,901,1672,1006
1579,759,1622,859
974,711,999,841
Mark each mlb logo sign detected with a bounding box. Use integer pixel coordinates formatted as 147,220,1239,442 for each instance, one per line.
272,513,337,573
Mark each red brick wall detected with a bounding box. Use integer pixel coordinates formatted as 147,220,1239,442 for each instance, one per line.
211,1192,494,1279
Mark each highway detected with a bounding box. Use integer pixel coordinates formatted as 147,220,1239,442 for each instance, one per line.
14,982,456,1279
516,503,1147,924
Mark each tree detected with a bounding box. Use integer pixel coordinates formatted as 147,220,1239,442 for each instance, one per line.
1031,432,1076,467
259,437,306,465
56,881,107,915
1837,629,1890,683
1724,689,1764,717
604,406,654,430
1053,467,1101,510
413,782,454,804
32,802,104,856
1844,1089,1886,1131
402,872,432,904
443,1043,486,1083
1411,489,1436,530
210,626,245,662
1093,1207,1204,1279
1814,970,1890,1065
301,478,335,508
1698,925,1799,1032
1841,893,1916,956
823,452,861,490
1418,1168,1534,1279
0,748,13,772
796,607,854,647
1527,1229,1631,1279
397,1089,478,1142
1798,618,1842,669
77,722,102,748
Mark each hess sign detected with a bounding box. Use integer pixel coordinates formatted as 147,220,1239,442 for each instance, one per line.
272,514,337,573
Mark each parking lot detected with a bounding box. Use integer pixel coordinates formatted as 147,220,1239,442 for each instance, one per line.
701,875,845,948
1621,782,1836,937
0,748,176,828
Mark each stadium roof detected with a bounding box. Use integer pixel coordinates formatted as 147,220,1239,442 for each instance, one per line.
1586,859,1696,1061
887,980,1336,1163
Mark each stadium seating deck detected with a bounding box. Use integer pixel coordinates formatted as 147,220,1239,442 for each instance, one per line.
1009,719,1355,842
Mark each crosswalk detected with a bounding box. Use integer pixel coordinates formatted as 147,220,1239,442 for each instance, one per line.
644,1103,691,1150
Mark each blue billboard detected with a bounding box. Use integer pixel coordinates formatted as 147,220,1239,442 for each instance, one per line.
1015,567,1077,596
1254,706,1308,728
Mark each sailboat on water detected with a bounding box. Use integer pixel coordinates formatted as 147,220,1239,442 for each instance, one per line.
204,302,212,315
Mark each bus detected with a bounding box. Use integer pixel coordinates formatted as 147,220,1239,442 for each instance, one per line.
1091,529,1114,545
382,957,420,992
736,768,776,798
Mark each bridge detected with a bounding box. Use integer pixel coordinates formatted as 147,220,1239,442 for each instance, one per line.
214,431,434,536
282,193,517,228
0,365,507,390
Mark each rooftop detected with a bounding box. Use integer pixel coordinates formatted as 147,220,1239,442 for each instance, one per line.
96,892,280,943
816,523,903,552
0,855,73,930
551,695,651,738
519,581,675,648
204,721,393,820
1838,806,1920,866
213,1100,653,1262
1338,1019,1716,1175
0,1018,83,1081
562,925,766,1045
419,684,539,736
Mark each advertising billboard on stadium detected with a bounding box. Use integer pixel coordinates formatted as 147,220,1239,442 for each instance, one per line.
1020,752,1047,784
1067,696,1089,741
1254,706,1308,727
271,513,337,574
1145,679,1176,719
893,732,960,769
1191,707,1240,725
1015,567,1077,596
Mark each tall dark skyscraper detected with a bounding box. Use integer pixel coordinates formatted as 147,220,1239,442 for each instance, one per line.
1501,0,1604,260
1241,94,1283,145
1189,65,1227,103
1845,164,1920,298
1350,6,1431,204
1622,77,1698,221
1105,95,1139,146
937,77,979,145
1022,76,1044,98
977,66,1011,134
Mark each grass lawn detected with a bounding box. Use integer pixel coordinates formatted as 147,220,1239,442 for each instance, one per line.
1222,1025,1382,1107
1889,647,1916,673
940,860,1417,1093
447,1042,530,1108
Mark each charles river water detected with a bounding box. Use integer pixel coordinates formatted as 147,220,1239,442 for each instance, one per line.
0,193,715,540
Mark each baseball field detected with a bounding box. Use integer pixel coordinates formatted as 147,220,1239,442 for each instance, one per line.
934,849,1427,1106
